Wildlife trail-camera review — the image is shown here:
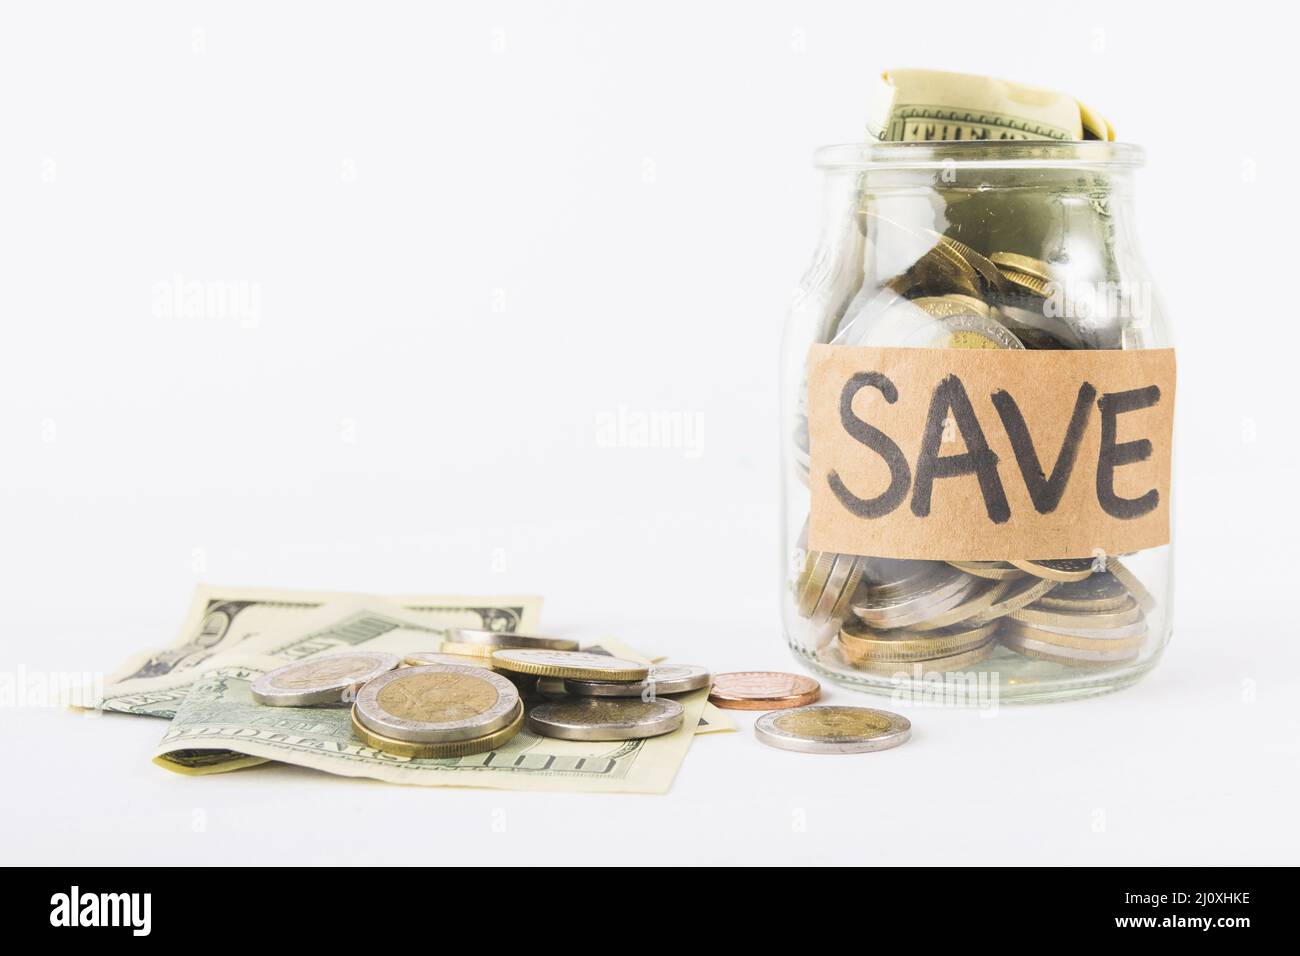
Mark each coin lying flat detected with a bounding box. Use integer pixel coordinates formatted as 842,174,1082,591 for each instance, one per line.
1001,629,1141,666
755,706,911,754
852,567,974,629
709,672,821,710
350,701,524,758
353,664,521,743
1011,601,1143,630
1002,620,1147,652
565,664,711,698
402,651,495,669
848,640,996,675
526,698,685,741
491,649,649,682
1033,572,1131,612
249,651,401,707
444,627,579,652
838,620,997,662
439,641,504,660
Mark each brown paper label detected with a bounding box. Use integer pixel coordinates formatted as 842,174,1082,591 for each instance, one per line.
807,345,1176,561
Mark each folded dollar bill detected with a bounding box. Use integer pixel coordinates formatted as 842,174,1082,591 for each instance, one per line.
868,68,1114,142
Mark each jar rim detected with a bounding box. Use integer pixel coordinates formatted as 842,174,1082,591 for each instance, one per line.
814,140,1145,170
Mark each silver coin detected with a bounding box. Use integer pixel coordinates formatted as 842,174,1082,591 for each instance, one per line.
444,628,578,652
810,554,858,627
353,664,521,743
852,567,974,629
1002,630,1141,664
525,698,685,741
249,651,401,707
536,676,568,698
564,664,712,698
755,706,912,754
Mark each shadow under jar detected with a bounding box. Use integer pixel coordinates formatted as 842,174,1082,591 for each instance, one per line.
782,141,1174,705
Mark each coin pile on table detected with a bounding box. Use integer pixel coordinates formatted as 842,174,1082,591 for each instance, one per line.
249,630,714,755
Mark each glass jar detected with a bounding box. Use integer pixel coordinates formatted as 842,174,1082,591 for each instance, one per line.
782,141,1174,704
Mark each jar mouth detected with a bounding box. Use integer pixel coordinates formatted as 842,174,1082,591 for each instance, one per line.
814,140,1144,171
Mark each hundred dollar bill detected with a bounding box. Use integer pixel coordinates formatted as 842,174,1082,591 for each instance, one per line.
153,616,708,793
867,68,1114,142
98,585,541,718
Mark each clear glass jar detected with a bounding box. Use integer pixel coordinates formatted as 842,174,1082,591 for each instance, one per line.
782,141,1173,704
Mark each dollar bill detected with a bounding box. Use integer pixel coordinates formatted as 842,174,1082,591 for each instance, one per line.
152,612,709,793
867,68,1113,142
98,585,542,718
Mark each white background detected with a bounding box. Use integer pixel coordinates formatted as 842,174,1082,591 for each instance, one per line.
2,0,1296,865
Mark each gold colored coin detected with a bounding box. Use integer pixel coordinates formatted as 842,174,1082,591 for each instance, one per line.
1002,270,1049,296
350,702,524,758
796,551,837,616
1010,558,1095,583
838,620,997,662
1011,601,1143,630
403,650,495,669
947,560,1024,581
989,252,1054,282
1003,620,1147,652
1104,556,1158,613
439,641,500,660
962,575,1058,627
849,640,995,675
491,649,649,682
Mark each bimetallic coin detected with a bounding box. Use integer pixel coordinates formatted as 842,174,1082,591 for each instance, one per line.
565,664,711,698
755,706,911,755
946,560,1024,581
962,575,1058,627
901,306,1025,351
439,641,504,660
1011,601,1143,630
491,649,649,682
851,567,974,629
350,701,524,758
709,672,821,711
1034,572,1131,612
908,579,1006,631
989,252,1054,282
526,698,685,741
849,640,996,675
1001,630,1141,666
796,551,837,616
353,664,521,743
249,651,401,707
810,554,859,627
402,651,495,670
1010,558,1096,583
1003,620,1147,652
838,620,997,662
444,627,578,652
1105,556,1158,613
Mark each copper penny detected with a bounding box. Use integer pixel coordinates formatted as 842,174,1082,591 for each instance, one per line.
708,671,821,711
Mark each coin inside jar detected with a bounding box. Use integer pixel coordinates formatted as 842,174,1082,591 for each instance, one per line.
755,706,911,754
491,649,649,682
249,651,401,707
525,698,685,741
564,664,711,698
708,671,821,710
352,664,521,743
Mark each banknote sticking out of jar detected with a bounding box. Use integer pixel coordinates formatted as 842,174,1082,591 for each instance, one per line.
781,70,1175,704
